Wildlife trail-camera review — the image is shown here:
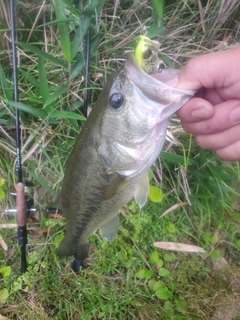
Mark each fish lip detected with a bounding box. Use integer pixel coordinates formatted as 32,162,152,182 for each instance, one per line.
125,53,195,96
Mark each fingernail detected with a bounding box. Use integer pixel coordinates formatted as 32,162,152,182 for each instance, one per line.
191,106,211,119
230,107,240,123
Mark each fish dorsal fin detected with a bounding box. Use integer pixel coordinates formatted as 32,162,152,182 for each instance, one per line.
99,214,119,241
134,174,150,208
104,175,129,200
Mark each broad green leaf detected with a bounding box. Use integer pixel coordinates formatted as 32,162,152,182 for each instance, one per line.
0,107,8,117
148,185,163,203
145,270,153,280
209,249,223,260
54,233,65,249
155,287,171,300
18,42,66,68
38,57,49,103
210,235,218,244
0,119,8,125
0,63,12,100
150,251,159,263
148,168,153,181
175,297,188,311
166,223,176,234
0,178,5,187
164,300,175,316
0,266,11,278
54,0,72,62
149,251,163,267
153,280,165,291
158,267,171,277
13,281,22,292
147,23,164,38
44,84,69,108
167,281,175,292
0,188,5,199
163,253,176,262
148,279,156,290
0,288,9,303
49,110,85,121
6,101,47,118
136,269,147,279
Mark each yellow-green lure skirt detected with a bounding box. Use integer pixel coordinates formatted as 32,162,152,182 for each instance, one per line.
135,35,161,74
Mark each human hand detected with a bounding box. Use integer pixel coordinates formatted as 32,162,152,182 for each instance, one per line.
173,46,240,161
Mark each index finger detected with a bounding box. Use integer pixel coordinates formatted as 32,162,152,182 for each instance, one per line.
176,46,240,92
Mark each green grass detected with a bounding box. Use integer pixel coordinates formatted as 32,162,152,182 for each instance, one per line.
1,0,240,319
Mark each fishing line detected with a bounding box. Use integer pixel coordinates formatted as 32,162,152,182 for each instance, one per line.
10,0,28,273
83,28,91,118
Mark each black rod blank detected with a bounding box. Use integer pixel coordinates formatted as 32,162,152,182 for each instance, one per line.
83,28,91,118
10,0,28,273
10,0,22,182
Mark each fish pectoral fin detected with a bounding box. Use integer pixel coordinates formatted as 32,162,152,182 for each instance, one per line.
134,174,150,208
99,214,119,241
104,175,129,200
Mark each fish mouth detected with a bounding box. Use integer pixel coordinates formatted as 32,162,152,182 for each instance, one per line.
125,53,195,98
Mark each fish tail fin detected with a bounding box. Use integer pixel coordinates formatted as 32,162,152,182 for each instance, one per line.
57,237,74,257
74,243,90,261
58,237,90,261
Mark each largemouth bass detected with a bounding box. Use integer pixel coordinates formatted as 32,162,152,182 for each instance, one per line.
57,37,195,269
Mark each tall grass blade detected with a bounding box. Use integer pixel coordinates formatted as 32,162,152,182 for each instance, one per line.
49,110,85,121
19,68,40,89
0,64,12,100
148,0,165,38
44,84,69,108
6,101,47,118
54,0,72,63
70,34,100,80
151,0,164,24
18,42,66,68
38,57,49,103
25,168,58,196
71,0,101,60
160,151,193,165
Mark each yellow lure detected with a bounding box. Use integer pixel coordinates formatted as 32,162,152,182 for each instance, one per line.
135,35,160,74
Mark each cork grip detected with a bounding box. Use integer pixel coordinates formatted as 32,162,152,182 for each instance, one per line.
15,183,27,227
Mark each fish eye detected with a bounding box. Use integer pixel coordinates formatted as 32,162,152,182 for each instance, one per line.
158,63,165,73
143,48,152,60
109,93,124,109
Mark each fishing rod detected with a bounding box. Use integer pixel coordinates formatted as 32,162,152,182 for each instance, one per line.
6,2,91,274
10,0,28,273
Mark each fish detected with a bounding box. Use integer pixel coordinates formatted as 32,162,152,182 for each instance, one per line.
57,36,195,269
